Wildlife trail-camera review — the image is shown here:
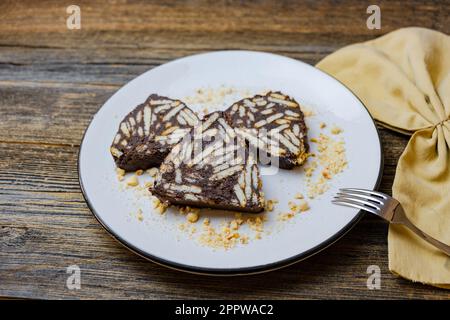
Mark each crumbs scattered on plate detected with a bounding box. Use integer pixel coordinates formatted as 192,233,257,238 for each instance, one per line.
183,86,254,115
304,125,347,199
197,213,268,249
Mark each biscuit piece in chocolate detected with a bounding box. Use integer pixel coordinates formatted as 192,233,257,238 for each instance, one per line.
224,91,308,169
110,94,199,171
151,112,265,213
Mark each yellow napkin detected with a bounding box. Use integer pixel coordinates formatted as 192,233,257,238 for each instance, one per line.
316,27,450,288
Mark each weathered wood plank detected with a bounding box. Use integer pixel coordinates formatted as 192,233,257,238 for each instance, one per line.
0,0,447,61
0,1,446,40
0,61,151,86
0,48,327,85
0,0,447,80
0,83,113,146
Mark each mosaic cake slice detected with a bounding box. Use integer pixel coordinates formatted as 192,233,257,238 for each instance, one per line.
224,91,308,169
110,94,199,171
151,112,265,213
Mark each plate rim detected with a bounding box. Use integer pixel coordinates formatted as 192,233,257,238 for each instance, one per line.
78,50,384,276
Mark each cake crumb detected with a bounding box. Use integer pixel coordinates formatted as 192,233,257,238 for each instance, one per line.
298,201,310,212
264,199,277,212
152,198,168,214
126,175,139,187
135,169,144,176
331,126,343,135
116,168,126,181
240,234,249,244
229,233,240,240
286,199,310,215
186,212,199,223
302,109,315,117
288,201,297,212
178,206,189,215
320,122,327,129
304,160,318,177
278,212,295,221
136,209,144,222
147,168,159,177
294,193,304,199
179,206,200,216
322,170,331,179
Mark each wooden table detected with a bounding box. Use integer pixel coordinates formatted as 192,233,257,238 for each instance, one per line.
1,0,449,299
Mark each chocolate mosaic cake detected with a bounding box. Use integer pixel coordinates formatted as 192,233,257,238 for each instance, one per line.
150,112,265,213
224,91,308,169
110,94,199,171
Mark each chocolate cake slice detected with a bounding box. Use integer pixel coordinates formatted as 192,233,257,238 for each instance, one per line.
150,111,265,213
110,94,199,171
224,91,308,169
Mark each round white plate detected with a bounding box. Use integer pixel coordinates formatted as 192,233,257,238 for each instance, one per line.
79,51,382,275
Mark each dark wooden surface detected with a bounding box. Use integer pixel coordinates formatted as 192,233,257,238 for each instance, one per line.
0,0,449,299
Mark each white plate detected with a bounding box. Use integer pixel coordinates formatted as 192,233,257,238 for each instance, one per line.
79,51,382,275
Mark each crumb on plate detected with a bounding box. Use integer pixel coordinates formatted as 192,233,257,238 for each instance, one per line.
126,175,139,187
152,198,168,214
186,212,199,223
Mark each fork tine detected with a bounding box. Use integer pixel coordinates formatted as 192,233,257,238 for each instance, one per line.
336,191,385,204
332,199,379,215
334,195,381,211
339,188,388,199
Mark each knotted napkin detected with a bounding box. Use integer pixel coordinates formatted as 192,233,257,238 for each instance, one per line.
316,27,450,288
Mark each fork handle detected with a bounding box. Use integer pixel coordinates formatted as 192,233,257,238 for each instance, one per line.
396,210,450,256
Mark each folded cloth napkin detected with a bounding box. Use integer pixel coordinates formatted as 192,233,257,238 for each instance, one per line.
316,27,450,288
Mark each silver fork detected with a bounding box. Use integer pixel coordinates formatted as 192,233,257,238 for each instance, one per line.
333,188,450,256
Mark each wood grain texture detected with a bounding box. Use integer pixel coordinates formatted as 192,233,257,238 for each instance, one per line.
0,0,449,299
